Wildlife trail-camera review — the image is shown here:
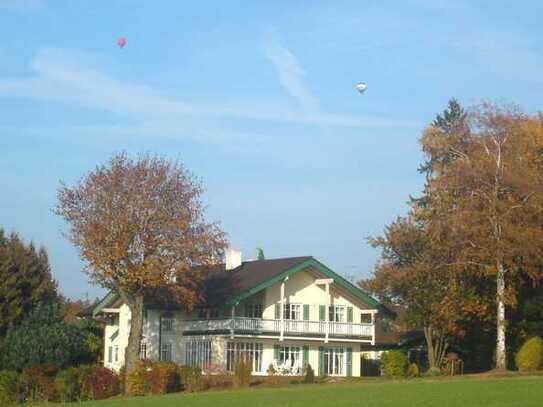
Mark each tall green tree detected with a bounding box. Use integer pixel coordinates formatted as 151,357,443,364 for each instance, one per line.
0,230,58,337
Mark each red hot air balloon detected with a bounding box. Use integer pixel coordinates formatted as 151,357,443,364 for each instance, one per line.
117,37,126,48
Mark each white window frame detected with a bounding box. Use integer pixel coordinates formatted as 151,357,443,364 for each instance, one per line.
324,347,345,376
140,342,147,360
329,305,346,322
226,342,263,373
283,303,302,320
185,340,212,368
244,303,263,318
161,342,173,361
161,317,175,332
278,346,302,368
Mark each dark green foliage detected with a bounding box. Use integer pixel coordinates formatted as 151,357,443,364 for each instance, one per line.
380,351,408,378
179,366,203,393
515,337,543,372
0,371,21,406
0,230,58,338
303,364,315,383
233,358,252,387
1,304,91,371
256,248,265,260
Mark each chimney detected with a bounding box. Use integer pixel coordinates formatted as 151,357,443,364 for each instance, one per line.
225,248,242,271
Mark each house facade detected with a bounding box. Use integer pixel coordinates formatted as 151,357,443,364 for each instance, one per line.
93,252,387,377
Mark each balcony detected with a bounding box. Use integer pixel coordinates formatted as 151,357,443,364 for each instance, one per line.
183,317,374,342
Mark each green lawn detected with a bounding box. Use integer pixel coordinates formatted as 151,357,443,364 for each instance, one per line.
40,376,543,407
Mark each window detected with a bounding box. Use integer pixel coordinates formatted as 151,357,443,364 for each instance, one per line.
324,347,345,376
226,342,263,373
161,343,173,361
329,305,345,322
278,346,302,368
360,313,372,324
209,308,219,319
114,345,119,362
140,342,147,360
283,303,301,320
185,340,212,368
161,317,175,332
244,304,263,318
108,346,113,363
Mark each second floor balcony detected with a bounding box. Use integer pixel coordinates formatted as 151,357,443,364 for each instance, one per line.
183,317,375,343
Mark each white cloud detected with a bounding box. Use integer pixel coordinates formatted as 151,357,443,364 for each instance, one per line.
0,48,422,131
263,37,319,113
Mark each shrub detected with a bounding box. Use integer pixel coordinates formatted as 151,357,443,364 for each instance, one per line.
515,337,543,372
380,351,408,378
80,366,119,400
55,367,81,402
303,364,315,384
179,366,203,393
0,371,21,406
233,358,252,388
22,363,59,402
147,362,180,394
407,363,420,378
126,361,149,396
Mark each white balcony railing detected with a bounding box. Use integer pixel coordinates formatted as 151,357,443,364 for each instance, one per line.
183,317,373,339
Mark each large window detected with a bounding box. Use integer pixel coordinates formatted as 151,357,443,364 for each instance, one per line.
283,303,302,320
161,343,173,361
226,342,263,373
324,347,345,376
329,305,345,322
278,346,302,368
161,316,175,333
244,304,263,318
185,340,212,368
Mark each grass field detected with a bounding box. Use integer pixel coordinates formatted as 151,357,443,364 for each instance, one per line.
36,375,543,407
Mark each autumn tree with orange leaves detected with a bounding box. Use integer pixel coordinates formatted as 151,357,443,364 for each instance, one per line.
422,103,543,370
55,153,227,393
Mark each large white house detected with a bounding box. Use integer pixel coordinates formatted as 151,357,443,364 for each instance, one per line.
92,251,390,377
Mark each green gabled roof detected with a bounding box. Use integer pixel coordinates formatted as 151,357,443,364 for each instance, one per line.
221,257,384,312
91,256,391,317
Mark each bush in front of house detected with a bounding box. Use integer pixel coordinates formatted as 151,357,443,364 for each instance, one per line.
380,351,408,378
303,364,315,384
407,363,420,378
79,365,120,400
147,362,180,394
126,360,150,396
179,366,203,393
515,337,543,372
21,363,59,402
0,371,21,406
54,367,81,402
233,358,252,387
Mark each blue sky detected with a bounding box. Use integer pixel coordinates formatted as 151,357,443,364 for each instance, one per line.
1,0,542,300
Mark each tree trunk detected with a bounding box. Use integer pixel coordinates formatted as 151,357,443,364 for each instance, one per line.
122,291,144,395
495,261,507,370
424,325,448,372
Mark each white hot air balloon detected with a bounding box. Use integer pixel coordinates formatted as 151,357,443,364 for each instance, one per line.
355,82,368,94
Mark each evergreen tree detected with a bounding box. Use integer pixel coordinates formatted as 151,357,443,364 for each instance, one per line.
0,229,58,337
256,248,265,260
